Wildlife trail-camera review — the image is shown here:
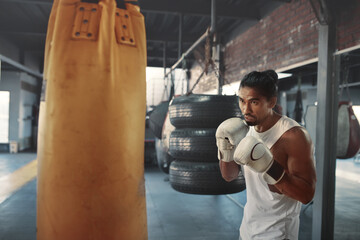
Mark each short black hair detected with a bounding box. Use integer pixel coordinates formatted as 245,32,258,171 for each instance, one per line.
239,70,278,100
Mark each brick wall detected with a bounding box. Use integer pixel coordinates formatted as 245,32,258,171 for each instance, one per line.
224,0,319,84
337,1,360,50
189,0,360,93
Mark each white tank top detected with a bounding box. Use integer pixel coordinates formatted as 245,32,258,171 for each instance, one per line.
239,116,301,240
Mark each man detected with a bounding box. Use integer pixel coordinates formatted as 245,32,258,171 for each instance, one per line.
216,70,316,240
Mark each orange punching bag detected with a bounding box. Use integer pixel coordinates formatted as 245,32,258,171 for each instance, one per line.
37,0,147,239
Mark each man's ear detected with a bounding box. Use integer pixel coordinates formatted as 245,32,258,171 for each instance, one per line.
269,97,277,109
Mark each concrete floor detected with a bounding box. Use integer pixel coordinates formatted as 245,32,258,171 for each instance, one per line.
0,152,359,240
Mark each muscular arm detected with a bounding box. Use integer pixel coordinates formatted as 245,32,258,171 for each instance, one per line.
219,160,240,182
273,127,316,204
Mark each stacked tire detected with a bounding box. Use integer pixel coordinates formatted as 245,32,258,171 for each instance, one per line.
168,94,246,195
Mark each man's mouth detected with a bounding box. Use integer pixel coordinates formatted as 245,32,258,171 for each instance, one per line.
244,115,255,121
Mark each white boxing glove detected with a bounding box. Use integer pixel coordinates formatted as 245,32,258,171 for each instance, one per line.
215,118,249,162
233,136,285,184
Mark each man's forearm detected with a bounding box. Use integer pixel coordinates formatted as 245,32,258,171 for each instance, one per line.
219,160,240,182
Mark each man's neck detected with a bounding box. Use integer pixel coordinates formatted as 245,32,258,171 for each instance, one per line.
254,112,282,133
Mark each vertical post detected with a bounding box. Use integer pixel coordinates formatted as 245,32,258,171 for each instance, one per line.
280,92,287,116
186,69,190,93
163,41,167,76
294,74,303,123
312,22,338,240
210,0,217,33
178,13,183,59
178,13,184,96
210,0,223,95
163,41,169,100
169,72,175,100
214,42,222,95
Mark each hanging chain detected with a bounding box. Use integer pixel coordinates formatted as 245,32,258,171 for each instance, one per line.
186,30,212,95
187,28,234,95
204,32,212,74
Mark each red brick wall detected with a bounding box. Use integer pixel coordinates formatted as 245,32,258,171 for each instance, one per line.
189,0,360,93
223,0,319,84
337,1,360,50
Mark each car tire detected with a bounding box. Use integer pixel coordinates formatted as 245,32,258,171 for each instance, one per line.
169,128,218,162
168,94,241,128
169,160,246,195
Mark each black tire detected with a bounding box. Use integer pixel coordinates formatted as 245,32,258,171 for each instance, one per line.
169,161,246,195
169,128,218,162
155,138,173,174
149,101,169,139
169,94,241,128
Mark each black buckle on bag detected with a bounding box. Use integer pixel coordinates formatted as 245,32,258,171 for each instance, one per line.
81,0,127,9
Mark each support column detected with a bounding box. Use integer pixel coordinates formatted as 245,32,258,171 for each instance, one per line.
210,0,217,33
312,21,338,240
163,41,167,73
178,13,183,60
214,42,222,95
210,0,223,95
163,41,169,100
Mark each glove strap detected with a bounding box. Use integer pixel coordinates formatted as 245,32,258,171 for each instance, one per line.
263,160,285,185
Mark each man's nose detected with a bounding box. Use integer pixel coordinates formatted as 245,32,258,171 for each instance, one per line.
241,103,251,114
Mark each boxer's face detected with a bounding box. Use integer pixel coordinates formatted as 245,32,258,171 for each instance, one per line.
238,86,276,126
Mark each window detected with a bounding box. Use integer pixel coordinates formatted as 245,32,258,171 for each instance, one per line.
353,105,360,121
0,91,10,143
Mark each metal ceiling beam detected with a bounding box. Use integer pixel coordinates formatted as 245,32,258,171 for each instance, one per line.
0,30,199,44
146,33,198,43
0,31,46,37
147,58,194,68
0,0,291,6
138,0,260,20
148,49,193,60
0,54,43,79
148,56,178,62
0,0,52,5
0,0,260,21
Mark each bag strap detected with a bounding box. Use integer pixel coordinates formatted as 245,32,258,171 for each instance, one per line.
81,0,99,3
115,0,126,9
81,0,137,9
125,1,139,6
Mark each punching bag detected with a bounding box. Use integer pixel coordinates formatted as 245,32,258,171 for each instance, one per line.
37,0,147,239
337,101,360,159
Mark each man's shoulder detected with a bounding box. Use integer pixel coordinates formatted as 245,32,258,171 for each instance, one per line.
281,125,312,146
279,115,300,128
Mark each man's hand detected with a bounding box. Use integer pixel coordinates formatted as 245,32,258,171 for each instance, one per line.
234,136,285,184
215,118,249,162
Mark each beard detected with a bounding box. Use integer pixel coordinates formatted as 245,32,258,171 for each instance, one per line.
244,114,257,126
245,120,256,126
